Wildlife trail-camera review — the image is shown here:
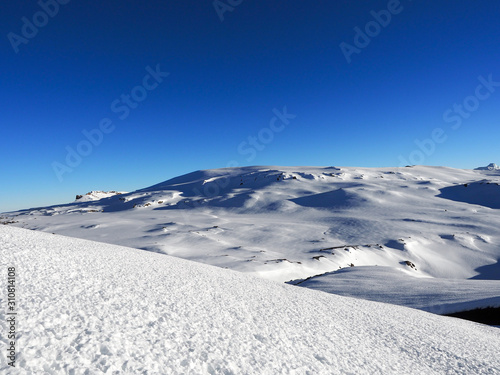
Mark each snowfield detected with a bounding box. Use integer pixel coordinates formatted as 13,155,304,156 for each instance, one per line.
1,226,500,374
4,165,500,314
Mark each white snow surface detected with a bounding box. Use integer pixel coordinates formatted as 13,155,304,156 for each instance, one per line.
1,226,500,374
4,165,500,312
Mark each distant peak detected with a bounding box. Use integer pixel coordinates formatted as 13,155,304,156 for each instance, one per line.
75,191,125,202
474,163,500,171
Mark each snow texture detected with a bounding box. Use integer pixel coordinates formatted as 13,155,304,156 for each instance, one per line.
1,226,500,374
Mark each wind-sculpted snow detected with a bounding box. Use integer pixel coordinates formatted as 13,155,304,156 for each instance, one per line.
1,226,500,374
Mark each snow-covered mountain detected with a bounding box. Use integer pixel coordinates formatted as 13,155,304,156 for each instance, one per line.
475,163,500,171
1,225,499,374
4,165,500,313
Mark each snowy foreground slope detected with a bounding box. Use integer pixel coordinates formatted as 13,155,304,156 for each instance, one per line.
1,226,499,374
4,165,500,312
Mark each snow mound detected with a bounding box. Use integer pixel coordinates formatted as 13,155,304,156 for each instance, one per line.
75,191,126,202
475,163,500,171
1,226,500,374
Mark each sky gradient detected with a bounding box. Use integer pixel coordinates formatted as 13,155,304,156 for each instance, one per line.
2,0,499,212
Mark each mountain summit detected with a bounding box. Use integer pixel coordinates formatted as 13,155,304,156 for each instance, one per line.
475,163,500,171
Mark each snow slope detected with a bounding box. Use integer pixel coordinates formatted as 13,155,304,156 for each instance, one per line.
290,266,500,315
1,226,499,374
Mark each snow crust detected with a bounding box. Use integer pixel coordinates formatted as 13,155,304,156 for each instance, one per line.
1,226,500,374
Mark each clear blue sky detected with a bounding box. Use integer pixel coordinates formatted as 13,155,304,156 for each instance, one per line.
1,1,499,212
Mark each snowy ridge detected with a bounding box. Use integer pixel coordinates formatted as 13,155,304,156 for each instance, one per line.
1,226,499,374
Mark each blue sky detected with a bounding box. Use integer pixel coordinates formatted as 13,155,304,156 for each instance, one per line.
1,0,499,212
